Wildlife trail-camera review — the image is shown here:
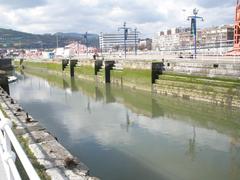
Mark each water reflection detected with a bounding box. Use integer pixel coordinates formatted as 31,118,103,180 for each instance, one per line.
10,69,240,180
185,126,196,161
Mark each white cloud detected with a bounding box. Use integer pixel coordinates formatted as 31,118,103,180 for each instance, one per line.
0,0,236,37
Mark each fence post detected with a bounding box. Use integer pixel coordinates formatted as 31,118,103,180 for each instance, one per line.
0,118,14,180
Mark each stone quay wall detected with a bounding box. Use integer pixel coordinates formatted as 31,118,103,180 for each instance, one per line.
0,87,99,180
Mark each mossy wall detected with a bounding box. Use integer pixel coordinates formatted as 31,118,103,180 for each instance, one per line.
75,65,95,80
154,72,240,107
17,60,62,71
14,60,240,107
111,68,152,91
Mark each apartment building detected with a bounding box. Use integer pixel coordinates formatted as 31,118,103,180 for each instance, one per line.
152,25,234,52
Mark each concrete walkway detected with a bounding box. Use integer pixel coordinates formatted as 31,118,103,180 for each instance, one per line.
0,156,7,179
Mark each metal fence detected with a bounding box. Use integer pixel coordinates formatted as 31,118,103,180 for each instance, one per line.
0,110,40,180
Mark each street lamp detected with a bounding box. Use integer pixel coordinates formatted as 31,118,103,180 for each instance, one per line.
100,32,103,56
84,32,88,56
133,28,140,56
118,22,132,59
187,8,203,59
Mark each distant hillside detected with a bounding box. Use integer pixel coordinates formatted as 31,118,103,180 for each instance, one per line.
0,28,99,49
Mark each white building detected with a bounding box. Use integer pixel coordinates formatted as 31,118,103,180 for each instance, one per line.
42,51,54,59
55,48,65,57
152,25,234,54
99,32,139,52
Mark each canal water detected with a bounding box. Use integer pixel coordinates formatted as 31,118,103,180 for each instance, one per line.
9,70,240,180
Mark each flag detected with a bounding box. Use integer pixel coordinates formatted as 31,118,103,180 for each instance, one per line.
191,18,196,35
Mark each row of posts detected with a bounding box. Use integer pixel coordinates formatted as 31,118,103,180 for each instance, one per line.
62,59,164,84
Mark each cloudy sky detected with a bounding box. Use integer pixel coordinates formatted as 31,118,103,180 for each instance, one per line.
0,0,236,36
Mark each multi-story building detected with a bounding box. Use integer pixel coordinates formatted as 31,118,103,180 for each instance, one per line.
139,38,152,50
153,27,193,51
152,25,234,53
99,32,139,52
201,25,234,48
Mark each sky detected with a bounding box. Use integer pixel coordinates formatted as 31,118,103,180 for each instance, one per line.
0,0,236,37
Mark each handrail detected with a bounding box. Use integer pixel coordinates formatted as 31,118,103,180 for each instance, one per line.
0,110,40,180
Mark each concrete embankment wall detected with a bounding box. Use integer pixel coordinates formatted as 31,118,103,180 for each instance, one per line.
0,87,98,180
152,59,240,107
16,60,156,92
153,73,240,107
164,60,240,78
14,59,240,108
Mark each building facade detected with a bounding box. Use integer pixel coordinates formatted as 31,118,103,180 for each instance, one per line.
99,33,139,52
152,25,234,53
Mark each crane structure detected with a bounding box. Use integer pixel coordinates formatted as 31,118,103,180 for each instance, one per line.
227,0,240,55
234,0,240,51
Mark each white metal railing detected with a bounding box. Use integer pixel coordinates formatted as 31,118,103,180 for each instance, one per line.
0,110,40,180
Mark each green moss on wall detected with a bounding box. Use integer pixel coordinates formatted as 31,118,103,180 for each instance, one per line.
22,61,62,71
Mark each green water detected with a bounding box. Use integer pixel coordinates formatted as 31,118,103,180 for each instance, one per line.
9,69,240,180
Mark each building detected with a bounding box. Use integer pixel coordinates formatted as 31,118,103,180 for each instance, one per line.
201,25,234,48
65,42,98,55
139,38,152,50
152,27,193,51
99,32,139,52
152,25,234,54
42,51,54,59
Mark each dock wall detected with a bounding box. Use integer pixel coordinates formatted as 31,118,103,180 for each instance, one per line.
14,59,240,108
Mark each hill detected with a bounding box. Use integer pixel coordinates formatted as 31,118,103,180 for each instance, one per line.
0,28,99,49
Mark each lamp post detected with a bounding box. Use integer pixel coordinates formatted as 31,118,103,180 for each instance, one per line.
187,8,203,59
118,22,131,59
84,32,88,56
100,32,103,56
134,28,140,56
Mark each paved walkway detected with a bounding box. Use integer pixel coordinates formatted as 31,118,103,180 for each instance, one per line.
0,156,7,179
